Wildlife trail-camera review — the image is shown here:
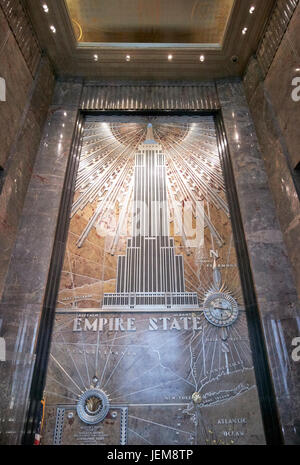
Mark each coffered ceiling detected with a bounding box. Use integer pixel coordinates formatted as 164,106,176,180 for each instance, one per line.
24,0,276,81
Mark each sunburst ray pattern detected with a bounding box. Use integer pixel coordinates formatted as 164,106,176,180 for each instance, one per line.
72,120,228,251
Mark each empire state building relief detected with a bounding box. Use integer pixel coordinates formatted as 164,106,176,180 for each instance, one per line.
41,117,266,445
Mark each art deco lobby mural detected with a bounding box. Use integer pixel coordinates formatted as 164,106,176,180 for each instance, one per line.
42,117,265,445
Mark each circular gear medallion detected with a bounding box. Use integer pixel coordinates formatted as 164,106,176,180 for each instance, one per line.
203,293,239,327
77,389,110,425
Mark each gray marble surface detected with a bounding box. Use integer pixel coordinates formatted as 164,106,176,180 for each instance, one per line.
0,56,55,299
0,80,83,445
264,3,300,171
243,2,300,299
217,78,300,444
0,7,33,168
0,2,55,301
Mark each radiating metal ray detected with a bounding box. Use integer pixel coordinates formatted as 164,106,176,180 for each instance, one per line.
50,354,83,394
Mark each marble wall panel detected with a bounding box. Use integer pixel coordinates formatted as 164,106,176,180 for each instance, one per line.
244,75,300,296
0,7,32,167
0,3,55,299
0,0,41,76
264,3,300,171
0,57,55,298
243,2,300,299
0,80,83,445
217,78,300,444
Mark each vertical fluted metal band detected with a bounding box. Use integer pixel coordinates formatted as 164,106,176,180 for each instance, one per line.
80,84,220,111
256,0,299,78
0,0,41,77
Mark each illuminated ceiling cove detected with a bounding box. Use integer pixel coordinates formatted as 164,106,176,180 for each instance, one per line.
65,0,234,46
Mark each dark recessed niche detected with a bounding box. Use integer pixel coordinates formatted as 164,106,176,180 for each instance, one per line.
294,161,300,200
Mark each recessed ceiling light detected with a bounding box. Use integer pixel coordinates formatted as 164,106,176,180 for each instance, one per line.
126,55,131,62
249,6,255,14
296,68,300,72
242,27,248,35
200,55,205,62
93,54,99,61
50,25,56,33
42,3,49,13
168,54,173,61
64,112,67,117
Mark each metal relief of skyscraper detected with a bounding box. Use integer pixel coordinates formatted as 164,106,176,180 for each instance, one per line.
103,124,199,309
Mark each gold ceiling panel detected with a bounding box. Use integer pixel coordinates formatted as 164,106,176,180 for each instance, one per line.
65,0,234,45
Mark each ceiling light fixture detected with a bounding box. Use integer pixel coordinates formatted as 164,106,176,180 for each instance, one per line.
200,55,205,62
42,3,49,13
126,55,131,62
94,54,99,61
242,27,248,35
168,54,173,61
249,6,255,14
50,25,56,33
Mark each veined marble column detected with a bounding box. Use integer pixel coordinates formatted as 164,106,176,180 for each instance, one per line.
216,78,300,444
0,80,83,445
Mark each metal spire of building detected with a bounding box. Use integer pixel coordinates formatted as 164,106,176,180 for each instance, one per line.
144,123,158,144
